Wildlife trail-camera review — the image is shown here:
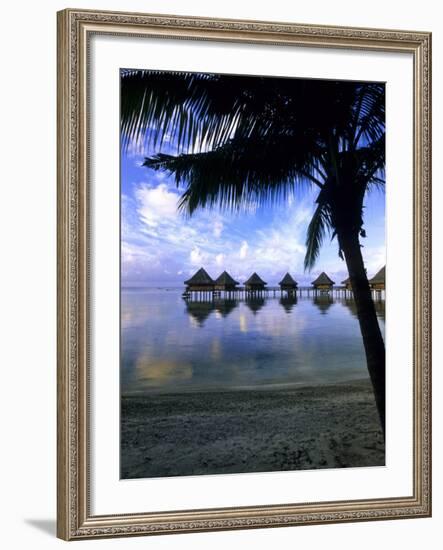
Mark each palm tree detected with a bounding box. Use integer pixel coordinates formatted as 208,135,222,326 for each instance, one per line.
121,71,386,434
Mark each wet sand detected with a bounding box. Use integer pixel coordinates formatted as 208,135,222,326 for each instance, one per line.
121,379,385,479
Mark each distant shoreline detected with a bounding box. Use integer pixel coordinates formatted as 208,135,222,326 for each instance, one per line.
120,286,372,290
121,378,385,479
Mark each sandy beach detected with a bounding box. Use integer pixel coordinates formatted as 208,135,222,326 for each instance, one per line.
121,378,385,479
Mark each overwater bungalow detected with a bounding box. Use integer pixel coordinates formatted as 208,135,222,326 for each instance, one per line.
184,267,215,298
369,266,385,292
244,272,267,294
311,272,335,293
278,272,298,295
215,270,239,292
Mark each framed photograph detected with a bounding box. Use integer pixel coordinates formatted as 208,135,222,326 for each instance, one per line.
57,8,431,540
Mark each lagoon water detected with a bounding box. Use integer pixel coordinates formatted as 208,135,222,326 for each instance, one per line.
121,288,385,395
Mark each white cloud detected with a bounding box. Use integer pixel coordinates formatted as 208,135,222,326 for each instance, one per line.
130,187,312,283
125,135,146,159
190,247,204,266
135,183,179,227
254,228,306,267
362,245,386,276
122,178,384,287
213,219,223,238
239,241,249,259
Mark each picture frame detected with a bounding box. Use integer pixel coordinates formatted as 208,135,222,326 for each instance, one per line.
57,8,431,540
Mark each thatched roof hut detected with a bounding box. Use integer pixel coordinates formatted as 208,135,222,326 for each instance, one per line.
215,270,239,291
244,272,267,291
184,267,215,290
278,272,298,290
369,266,385,290
311,272,335,290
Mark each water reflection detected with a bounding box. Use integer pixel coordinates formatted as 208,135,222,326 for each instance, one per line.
279,295,298,314
338,296,385,323
244,297,266,315
185,299,239,325
185,301,215,326
373,299,385,321
121,289,386,394
214,300,238,318
136,355,193,384
313,295,334,315
341,297,357,317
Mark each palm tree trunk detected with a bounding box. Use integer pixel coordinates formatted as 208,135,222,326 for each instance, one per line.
339,231,386,437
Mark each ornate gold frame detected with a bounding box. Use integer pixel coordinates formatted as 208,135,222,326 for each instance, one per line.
57,8,431,540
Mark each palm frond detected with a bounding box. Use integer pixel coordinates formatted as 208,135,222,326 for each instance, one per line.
352,84,385,150
304,199,332,271
121,71,286,153
123,70,385,272
355,135,386,183
121,70,385,158
144,135,326,214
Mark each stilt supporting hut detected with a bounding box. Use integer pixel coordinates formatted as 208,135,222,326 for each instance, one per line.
311,272,335,294
214,270,239,297
244,272,267,295
369,266,385,299
278,273,298,296
183,267,215,300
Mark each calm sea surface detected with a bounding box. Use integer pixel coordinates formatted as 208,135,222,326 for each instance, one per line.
121,288,385,394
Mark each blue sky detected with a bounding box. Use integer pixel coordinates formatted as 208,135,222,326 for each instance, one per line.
121,131,385,287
